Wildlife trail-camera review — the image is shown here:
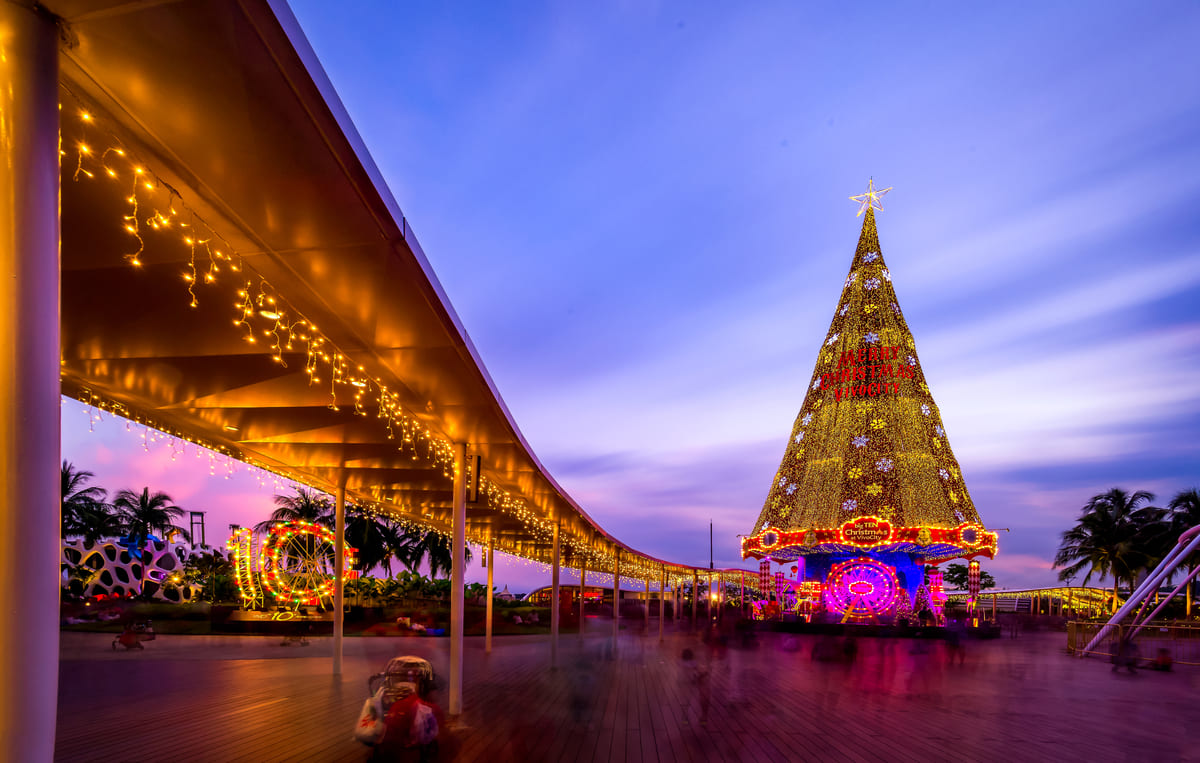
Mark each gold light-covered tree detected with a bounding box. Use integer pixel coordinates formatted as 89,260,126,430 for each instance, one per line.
743,185,996,564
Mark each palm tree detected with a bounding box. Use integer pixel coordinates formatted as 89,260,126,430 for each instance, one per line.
252,488,333,534
1168,488,1200,616
344,505,396,576
376,523,407,578
112,487,191,595
395,527,473,579
1054,488,1160,612
69,502,125,545
61,461,116,541
184,549,233,603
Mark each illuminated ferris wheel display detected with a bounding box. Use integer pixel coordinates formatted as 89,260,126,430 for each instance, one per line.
825,557,900,620
259,521,356,608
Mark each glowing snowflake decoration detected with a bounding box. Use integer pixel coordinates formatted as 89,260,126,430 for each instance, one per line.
863,331,880,344
845,272,858,287
794,432,805,443
848,467,863,479
852,435,869,449
802,413,813,425
870,418,886,429
882,268,891,282
863,303,878,314
826,332,840,346
811,377,822,390
876,458,894,472
949,491,959,503
954,510,964,523
864,278,881,291
920,404,931,416
863,253,879,263
839,304,850,317
934,425,944,437
779,476,788,486
842,499,858,512
866,483,883,496
939,468,950,480
891,303,901,314
785,482,798,495
907,355,917,366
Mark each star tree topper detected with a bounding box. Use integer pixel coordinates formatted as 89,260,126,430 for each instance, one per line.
850,178,893,216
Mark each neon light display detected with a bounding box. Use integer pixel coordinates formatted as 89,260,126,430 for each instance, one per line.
227,521,356,608
825,557,900,620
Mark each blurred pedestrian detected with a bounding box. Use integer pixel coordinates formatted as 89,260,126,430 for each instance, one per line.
567,655,596,724
1112,636,1139,675
946,619,966,666
1152,647,1173,672
679,648,711,725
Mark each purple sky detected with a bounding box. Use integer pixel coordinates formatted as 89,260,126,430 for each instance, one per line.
64,2,1200,593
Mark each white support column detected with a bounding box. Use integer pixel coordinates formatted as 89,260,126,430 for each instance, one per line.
613,551,621,646
485,540,494,654
718,577,724,624
659,565,666,642
692,570,699,631
333,474,347,675
700,571,710,623
450,443,466,715
0,6,60,761
741,571,747,619
644,575,651,631
578,561,586,639
675,578,680,622
551,521,561,668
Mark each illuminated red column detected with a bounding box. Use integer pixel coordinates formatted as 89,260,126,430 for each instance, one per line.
968,560,981,617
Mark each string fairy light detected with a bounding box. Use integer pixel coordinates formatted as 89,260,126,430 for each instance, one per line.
62,93,745,578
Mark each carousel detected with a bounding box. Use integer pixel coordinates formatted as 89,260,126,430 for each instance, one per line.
742,183,998,625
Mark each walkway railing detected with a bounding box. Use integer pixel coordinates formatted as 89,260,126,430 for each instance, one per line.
1068,621,1200,665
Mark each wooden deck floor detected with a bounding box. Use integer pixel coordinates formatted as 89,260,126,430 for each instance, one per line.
55,624,1200,762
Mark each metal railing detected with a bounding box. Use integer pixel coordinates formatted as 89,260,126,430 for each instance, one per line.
1068,621,1200,665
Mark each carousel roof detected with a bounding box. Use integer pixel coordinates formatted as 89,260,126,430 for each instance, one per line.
742,196,996,562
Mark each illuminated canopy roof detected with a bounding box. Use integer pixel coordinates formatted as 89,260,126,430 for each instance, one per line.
47,0,700,582
742,206,996,563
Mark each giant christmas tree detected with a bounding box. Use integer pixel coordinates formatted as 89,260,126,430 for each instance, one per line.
742,181,997,620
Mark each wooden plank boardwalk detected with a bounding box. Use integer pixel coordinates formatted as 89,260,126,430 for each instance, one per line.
55,625,1200,762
